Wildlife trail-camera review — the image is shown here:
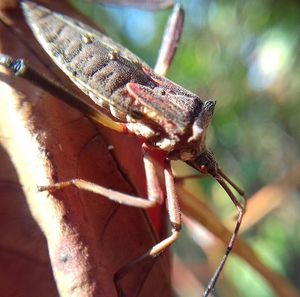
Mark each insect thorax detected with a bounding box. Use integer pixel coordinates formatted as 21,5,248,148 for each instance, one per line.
125,99,216,162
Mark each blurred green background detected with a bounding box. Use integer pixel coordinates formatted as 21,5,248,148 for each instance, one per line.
70,1,300,296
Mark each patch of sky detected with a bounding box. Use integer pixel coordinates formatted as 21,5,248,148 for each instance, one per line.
102,6,156,47
184,0,211,29
246,29,295,91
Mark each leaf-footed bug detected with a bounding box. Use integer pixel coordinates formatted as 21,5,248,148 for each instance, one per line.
0,1,246,296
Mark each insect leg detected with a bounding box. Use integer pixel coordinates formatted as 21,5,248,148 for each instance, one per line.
0,54,123,133
38,144,164,209
154,3,184,76
114,158,181,296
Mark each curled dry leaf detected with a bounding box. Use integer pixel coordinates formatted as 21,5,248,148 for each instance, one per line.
0,1,171,297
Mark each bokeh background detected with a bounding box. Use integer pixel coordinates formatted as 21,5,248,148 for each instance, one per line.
70,1,300,296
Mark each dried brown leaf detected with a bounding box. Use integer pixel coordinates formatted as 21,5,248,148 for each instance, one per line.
0,1,172,296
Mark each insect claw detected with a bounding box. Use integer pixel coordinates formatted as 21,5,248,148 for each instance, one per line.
36,185,46,192
0,54,26,76
37,181,72,193
37,184,59,192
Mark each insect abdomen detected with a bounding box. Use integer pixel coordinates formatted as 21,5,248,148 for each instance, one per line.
23,2,155,116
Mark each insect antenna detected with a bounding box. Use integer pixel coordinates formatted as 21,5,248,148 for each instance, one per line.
186,150,246,296
217,168,245,197
202,168,246,297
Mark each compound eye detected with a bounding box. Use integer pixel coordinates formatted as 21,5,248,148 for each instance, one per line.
200,164,209,174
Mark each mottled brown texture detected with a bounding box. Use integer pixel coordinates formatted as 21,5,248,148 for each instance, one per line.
22,1,206,147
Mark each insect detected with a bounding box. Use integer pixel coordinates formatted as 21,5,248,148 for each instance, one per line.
0,1,246,296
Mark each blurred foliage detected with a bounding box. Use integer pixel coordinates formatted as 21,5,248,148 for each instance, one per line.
70,0,300,296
